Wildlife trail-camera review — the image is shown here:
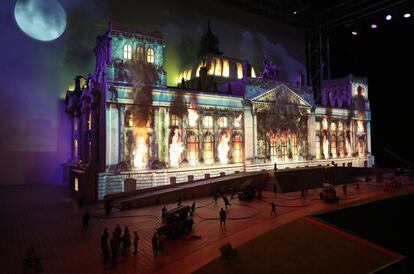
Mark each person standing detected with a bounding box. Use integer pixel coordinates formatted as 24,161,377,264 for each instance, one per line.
271,202,277,216
133,231,139,255
82,211,90,230
219,208,227,226
151,233,159,257
161,205,167,222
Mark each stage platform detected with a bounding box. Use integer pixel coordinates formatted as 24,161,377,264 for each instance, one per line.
106,166,380,210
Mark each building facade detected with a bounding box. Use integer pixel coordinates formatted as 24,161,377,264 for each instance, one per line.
65,23,374,201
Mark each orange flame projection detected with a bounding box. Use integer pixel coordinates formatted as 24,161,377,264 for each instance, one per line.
188,100,199,127
217,131,231,164
169,128,183,167
133,127,148,169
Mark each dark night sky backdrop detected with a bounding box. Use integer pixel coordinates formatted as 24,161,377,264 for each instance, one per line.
329,16,414,169
0,0,305,185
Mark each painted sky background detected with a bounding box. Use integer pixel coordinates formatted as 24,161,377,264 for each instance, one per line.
0,0,305,185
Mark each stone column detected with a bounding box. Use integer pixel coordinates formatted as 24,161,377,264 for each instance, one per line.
307,112,316,160
366,121,371,155
242,103,254,171
118,105,125,163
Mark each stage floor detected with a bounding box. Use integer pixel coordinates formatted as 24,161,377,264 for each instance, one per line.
1,177,412,274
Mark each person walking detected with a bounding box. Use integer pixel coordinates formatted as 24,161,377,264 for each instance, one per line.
223,196,231,210
271,202,277,216
133,231,139,255
219,208,227,226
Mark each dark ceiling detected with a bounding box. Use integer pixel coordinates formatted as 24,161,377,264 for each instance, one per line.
220,0,412,31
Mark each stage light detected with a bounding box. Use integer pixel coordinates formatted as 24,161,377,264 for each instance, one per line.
403,13,411,18
293,11,297,15
385,15,392,20
371,24,377,29
352,31,358,36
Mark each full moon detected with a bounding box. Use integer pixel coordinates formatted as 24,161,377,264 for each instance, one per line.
14,0,67,42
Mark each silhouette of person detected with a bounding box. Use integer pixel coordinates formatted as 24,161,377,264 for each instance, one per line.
133,231,139,255
219,208,227,226
271,202,277,216
83,211,90,230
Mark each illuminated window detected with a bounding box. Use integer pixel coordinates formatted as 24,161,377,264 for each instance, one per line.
128,113,134,127
214,58,222,76
291,134,298,159
331,135,337,158
136,46,144,61
322,118,328,130
146,48,155,63
74,177,79,192
123,44,132,60
171,114,179,126
338,122,343,131
357,120,364,133
237,63,243,79
234,114,242,128
331,122,336,132
187,135,198,165
315,122,320,131
207,59,215,75
251,67,256,78
88,112,92,130
73,139,78,160
218,116,228,128
222,59,230,77
338,135,344,157
203,116,213,128
233,136,242,163
203,135,214,164
270,135,277,163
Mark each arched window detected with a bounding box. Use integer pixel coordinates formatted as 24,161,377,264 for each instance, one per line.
233,135,242,163
222,59,230,77
203,116,213,128
218,116,227,128
214,58,222,76
123,44,132,60
237,63,243,79
146,48,155,63
136,46,144,61
187,135,198,165
203,135,214,165
291,134,298,160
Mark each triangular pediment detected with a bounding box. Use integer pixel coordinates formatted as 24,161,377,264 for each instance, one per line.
252,84,312,108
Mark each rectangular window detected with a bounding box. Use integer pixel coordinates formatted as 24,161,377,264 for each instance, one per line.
171,114,179,126
204,136,214,165
222,60,230,77
188,136,198,166
233,136,242,163
218,116,228,128
237,63,243,79
74,177,79,192
203,116,213,128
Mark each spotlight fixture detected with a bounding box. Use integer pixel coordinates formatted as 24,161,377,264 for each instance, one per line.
293,11,297,15
371,24,377,29
403,13,411,18
352,31,358,36
385,15,392,20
